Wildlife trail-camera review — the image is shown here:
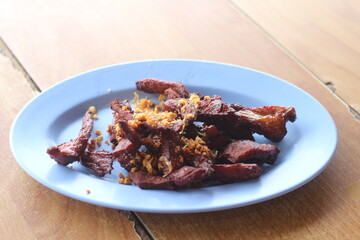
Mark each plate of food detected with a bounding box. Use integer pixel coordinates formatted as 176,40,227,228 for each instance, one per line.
10,60,337,213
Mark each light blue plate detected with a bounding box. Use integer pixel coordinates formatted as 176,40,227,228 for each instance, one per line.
10,60,337,213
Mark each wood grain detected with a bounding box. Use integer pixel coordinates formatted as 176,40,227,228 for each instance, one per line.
0,40,141,240
230,0,360,113
0,0,333,93
0,0,359,239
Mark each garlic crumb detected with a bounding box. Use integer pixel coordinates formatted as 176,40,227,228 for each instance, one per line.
88,106,97,114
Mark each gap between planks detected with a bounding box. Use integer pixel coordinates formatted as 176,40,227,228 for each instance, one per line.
226,0,360,122
0,37,41,93
120,211,155,240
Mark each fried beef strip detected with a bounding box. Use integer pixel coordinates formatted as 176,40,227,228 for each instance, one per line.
113,121,141,171
196,97,297,142
136,78,190,98
129,171,175,190
113,140,137,172
129,166,210,189
110,98,133,120
47,111,94,166
141,132,162,154
162,96,199,126
197,96,233,120
225,124,255,141
203,125,231,151
229,103,244,111
196,96,254,140
235,106,296,142
109,99,134,145
164,88,181,99
221,140,280,165
185,154,214,178
80,150,114,176
211,163,262,182
162,98,180,113
158,129,185,176
170,166,209,188
180,135,216,179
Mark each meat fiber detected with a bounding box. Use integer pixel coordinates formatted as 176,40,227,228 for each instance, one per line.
158,130,185,176
162,97,198,124
129,171,175,190
162,98,180,113
80,150,114,176
197,96,234,121
211,163,262,182
136,78,190,98
47,111,94,165
129,166,210,189
235,106,296,142
196,97,255,140
141,133,162,154
113,138,138,157
109,98,133,121
203,125,231,151
108,99,134,145
170,166,209,187
164,88,181,99
113,122,141,171
221,140,280,165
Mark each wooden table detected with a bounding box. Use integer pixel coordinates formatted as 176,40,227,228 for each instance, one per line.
1,1,359,239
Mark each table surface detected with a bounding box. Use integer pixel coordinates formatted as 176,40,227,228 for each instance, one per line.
1,1,359,239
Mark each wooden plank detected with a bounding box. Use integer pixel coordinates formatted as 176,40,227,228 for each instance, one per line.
0,39,142,240
0,0,337,93
0,0,359,239
230,0,360,113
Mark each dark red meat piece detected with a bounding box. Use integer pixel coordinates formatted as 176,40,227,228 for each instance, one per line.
162,98,180,113
222,123,255,141
235,106,296,142
221,140,280,165
119,121,141,147
129,166,211,189
164,88,181,99
80,150,114,176
183,122,202,139
158,130,185,176
229,103,244,111
108,125,118,145
197,96,234,120
186,153,214,168
108,99,134,145
136,78,190,98
167,121,185,134
141,133,162,154
129,171,175,190
195,96,255,140
47,111,94,166
203,125,231,151
110,98,134,122
162,97,198,125
211,163,262,182
113,122,141,171
170,166,209,187
113,138,137,158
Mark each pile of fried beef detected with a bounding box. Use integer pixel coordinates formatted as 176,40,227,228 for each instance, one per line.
47,78,296,190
